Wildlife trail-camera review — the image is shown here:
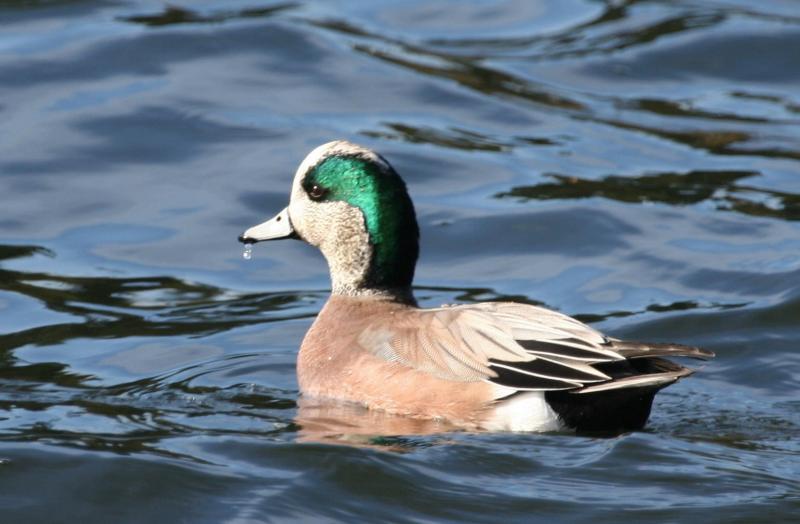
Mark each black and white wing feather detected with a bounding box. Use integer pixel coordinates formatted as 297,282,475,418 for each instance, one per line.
357,302,713,393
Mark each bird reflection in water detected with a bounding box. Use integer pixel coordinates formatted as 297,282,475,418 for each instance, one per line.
294,396,464,450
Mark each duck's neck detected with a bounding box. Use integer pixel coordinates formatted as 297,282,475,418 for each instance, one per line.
322,210,418,305
332,281,417,305
325,236,418,305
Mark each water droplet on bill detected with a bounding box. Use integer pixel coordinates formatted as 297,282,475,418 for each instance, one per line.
242,243,253,260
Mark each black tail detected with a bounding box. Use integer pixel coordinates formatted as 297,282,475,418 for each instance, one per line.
545,355,701,434
545,386,659,434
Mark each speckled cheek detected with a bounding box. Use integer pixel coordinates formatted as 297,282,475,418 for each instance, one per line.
288,188,317,245
317,201,368,250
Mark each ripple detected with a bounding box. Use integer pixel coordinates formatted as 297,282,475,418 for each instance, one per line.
3,1,800,522
497,169,800,221
119,4,298,28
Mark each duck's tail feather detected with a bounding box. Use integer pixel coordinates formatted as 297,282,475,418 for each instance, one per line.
608,340,715,360
571,366,692,394
572,355,695,394
544,355,703,433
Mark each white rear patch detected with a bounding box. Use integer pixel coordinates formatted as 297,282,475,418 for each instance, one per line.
483,388,563,432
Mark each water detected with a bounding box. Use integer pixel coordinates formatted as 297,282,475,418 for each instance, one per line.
243,243,253,260
1,0,799,522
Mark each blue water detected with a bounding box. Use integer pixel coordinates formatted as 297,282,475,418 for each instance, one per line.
1,1,798,522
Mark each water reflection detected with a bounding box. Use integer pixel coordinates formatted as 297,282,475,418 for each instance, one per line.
120,4,298,27
2,0,800,518
423,5,723,58
592,118,800,162
364,123,510,152
0,244,318,387
314,6,800,168
312,18,585,111
363,122,560,152
497,170,800,221
295,397,459,451
615,97,771,123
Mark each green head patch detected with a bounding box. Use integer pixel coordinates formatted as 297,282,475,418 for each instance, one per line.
302,155,419,289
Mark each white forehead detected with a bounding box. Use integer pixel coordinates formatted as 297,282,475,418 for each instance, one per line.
293,140,389,182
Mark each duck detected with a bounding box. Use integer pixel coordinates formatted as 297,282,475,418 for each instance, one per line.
239,140,714,434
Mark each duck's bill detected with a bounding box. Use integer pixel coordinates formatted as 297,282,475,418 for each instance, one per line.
238,207,297,243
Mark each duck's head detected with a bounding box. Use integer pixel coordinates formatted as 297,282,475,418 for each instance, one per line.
240,140,419,301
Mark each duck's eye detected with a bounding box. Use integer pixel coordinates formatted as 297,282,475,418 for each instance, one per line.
308,184,327,200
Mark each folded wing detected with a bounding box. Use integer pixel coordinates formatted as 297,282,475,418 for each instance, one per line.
356,302,714,393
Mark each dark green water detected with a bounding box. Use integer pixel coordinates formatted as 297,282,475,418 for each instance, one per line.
1,1,799,522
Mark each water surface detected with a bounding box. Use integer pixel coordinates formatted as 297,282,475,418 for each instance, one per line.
1,1,799,522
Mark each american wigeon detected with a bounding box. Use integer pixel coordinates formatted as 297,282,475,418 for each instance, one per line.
240,140,713,433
